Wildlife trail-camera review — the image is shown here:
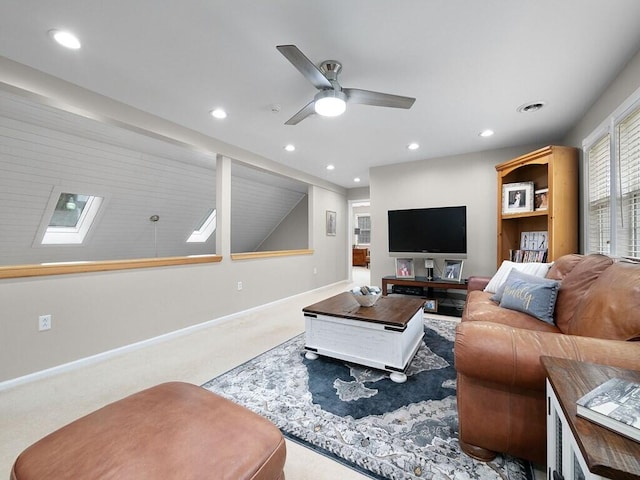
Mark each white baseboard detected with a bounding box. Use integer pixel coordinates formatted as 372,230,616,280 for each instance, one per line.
0,280,347,392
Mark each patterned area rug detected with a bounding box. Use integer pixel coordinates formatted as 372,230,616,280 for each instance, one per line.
202,317,534,480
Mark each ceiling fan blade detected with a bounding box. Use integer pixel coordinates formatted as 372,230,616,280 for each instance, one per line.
344,88,416,109
277,45,332,90
285,100,316,125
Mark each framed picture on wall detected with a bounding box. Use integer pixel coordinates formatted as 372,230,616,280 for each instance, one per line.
395,258,415,279
502,182,534,214
326,210,336,236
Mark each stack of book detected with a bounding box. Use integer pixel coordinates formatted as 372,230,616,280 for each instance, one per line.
509,249,548,262
576,377,640,443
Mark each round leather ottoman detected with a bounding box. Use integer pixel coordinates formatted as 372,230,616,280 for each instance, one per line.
11,382,286,480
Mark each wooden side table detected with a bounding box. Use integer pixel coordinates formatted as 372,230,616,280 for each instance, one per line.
541,356,640,480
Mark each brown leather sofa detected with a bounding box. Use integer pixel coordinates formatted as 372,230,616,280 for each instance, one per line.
454,254,640,465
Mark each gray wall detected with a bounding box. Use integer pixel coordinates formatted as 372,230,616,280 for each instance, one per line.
369,145,542,286
0,63,348,383
561,48,640,252
258,195,309,251
368,48,640,288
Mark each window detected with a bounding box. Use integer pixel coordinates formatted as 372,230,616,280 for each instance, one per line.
584,89,640,259
356,214,371,244
41,192,104,245
187,208,216,243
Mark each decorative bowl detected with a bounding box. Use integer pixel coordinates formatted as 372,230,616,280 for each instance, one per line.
350,286,382,307
352,292,381,307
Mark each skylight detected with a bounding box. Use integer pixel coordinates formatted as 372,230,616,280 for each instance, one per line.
187,208,216,243
42,192,103,244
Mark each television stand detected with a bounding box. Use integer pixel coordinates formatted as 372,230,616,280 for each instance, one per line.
381,276,468,296
381,276,468,317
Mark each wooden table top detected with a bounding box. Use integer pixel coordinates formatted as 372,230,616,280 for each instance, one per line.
302,292,425,328
541,356,640,480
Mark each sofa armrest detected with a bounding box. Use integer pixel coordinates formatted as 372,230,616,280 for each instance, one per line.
466,276,491,292
454,321,640,391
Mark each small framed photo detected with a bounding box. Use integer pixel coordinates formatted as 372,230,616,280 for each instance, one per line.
424,299,438,313
534,188,549,211
443,259,464,282
326,210,336,236
395,258,415,279
502,182,534,214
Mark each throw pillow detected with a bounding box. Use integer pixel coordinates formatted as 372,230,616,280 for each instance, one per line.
498,269,560,324
484,260,553,294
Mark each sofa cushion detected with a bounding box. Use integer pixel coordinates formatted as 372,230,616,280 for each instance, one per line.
483,261,553,294
546,254,583,281
498,270,560,324
552,254,614,333
462,290,561,333
568,261,640,340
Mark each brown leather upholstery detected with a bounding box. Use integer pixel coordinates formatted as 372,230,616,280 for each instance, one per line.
11,382,286,480
455,254,640,465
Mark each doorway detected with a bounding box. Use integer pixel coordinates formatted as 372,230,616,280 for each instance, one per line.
349,199,371,286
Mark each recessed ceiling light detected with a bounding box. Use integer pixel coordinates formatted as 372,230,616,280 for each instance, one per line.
354,177,361,183
284,144,295,152
517,101,546,113
326,164,335,170
49,29,81,49
407,143,420,150
479,129,494,137
210,108,227,119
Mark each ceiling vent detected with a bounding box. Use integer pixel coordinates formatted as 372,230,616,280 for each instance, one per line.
517,102,546,113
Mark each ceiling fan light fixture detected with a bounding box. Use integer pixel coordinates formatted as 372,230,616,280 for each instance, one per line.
314,90,347,117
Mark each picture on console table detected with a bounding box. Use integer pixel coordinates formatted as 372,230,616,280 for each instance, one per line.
502,181,534,214
443,259,464,282
424,298,438,313
395,258,415,279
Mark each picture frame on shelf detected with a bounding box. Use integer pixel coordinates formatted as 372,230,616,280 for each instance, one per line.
502,182,534,214
424,299,438,313
326,210,336,236
535,188,549,210
395,258,415,279
442,259,464,282
520,231,548,251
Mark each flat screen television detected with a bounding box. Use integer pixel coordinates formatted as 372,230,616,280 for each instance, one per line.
388,206,467,258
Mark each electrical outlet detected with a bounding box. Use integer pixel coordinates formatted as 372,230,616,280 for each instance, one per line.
313,267,317,274
237,281,243,291
39,314,52,331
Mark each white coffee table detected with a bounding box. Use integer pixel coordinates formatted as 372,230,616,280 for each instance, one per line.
302,292,425,383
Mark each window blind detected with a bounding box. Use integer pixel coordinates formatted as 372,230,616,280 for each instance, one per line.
587,134,611,254
616,106,640,257
356,215,371,244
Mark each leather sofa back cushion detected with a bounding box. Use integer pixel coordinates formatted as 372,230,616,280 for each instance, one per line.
552,254,614,333
569,261,640,340
546,254,583,281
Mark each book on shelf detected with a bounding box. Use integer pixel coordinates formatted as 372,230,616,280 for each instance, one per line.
576,377,640,443
509,249,548,263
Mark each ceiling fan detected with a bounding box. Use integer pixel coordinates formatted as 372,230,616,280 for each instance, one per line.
276,44,416,125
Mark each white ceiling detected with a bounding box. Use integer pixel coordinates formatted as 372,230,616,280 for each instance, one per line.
2,0,640,188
